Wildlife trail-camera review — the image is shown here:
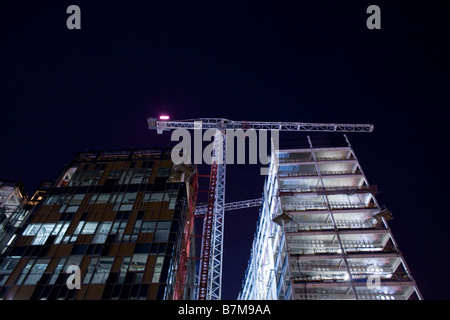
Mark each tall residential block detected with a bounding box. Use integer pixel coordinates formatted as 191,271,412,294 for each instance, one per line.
239,135,422,300
0,149,198,300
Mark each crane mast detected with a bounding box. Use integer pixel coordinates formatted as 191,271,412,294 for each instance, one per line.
148,116,373,300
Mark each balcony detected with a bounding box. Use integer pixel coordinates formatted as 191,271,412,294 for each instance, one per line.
279,185,377,196
282,201,377,212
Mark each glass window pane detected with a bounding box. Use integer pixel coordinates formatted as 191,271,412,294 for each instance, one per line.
49,258,67,285
141,221,156,233
131,169,145,184
0,257,20,286
91,257,114,284
23,224,41,236
32,224,55,245
133,220,142,233
151,256,164,283
118,257,131,284
92,222,112,244
149,192,164,202
130,254,148,272
24,259,49,285
54,222,70,244
83,258,98,284
74,221,86,235
168,190,178,209
157,167,170,177
154,221,171,242
81,222,98,234
97,194,110,204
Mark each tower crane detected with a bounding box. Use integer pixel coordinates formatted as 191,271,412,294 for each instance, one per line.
148,116,374,300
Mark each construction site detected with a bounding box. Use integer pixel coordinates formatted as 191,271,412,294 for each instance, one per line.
0,117,422,300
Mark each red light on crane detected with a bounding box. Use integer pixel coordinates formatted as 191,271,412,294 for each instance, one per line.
159,115,170,120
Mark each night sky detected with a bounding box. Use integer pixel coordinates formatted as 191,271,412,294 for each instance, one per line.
1,1,449,300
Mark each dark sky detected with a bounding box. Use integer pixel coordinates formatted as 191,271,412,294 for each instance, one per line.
1,1,449,300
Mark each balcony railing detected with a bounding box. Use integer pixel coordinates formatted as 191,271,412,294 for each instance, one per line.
282,201,377,212
278,156,355,163
278,170,362,178
279,185,377,196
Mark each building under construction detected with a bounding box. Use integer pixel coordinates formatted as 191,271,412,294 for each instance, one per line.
239,135,422,300
0,149,198,300
0,181,30,253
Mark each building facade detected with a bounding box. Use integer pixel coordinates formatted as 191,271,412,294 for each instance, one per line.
0,149,198,300
0,181,30,253
239,135,422,300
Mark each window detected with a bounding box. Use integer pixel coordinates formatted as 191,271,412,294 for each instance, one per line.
130,254,148,272
81,222,98,234
83,257,114,284
133,220,142,233
151,255,165,283
147,192,165,202
58,194,85,213
97,194,110,204
69,170,103,187
123,192,137,204
16,259,50,285
167,190,179,209
130,169,146,184
117,257,131,284
45,196,59,206
141,221,156,233
157,167,171,177
113,192,137,211
0,256,20,286
92,222,112,244
32,224,56,245
120,192,137,210
23,224,42,236
54,222,70,244
154,221,171,242
49,258,67,285
118,170,133,184
24,259,49,285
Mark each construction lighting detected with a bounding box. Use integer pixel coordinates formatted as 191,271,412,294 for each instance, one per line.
159,115,170,120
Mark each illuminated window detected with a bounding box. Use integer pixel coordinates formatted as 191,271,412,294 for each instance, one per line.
0,256,20,286
24,259,49,285
151,255,165,283
32,224,56,245
81,222,98,234
133,219,142,233
23,224,42,236
92,222,112,244
83,257,113,284
117,257,131,284
118,170,133,184
16,259,50,285
113,192,137,211
49,258,67,285
167,190,178,209
54,221,70,244
130,254,148,272
90,193,110,204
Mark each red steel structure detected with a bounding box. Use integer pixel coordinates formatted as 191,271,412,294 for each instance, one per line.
198,163,218,300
